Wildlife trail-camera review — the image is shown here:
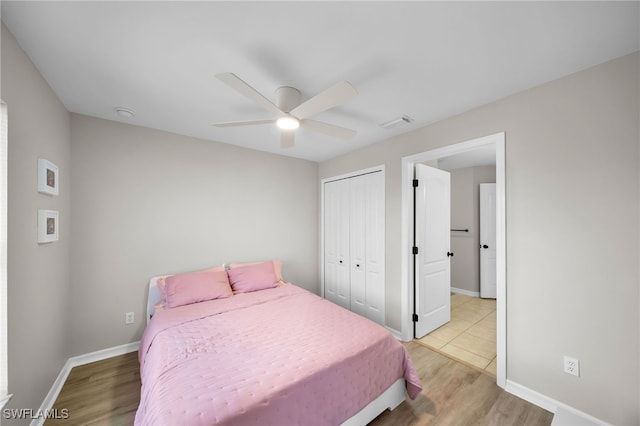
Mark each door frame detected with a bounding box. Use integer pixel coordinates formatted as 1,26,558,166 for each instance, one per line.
400,132,506,388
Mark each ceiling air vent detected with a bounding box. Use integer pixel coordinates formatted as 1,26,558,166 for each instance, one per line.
380,115,414,129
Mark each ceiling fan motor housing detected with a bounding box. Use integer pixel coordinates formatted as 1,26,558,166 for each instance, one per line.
275,86,302,113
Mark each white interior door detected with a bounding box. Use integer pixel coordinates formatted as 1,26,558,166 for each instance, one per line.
414,164,451,338
480,183,497,298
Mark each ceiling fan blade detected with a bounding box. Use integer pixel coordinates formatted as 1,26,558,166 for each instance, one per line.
280,131,295,149
302,119,356,140
216,73,284,116
290,81,357,119
212,119,275,127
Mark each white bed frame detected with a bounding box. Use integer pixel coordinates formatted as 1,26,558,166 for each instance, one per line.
146,276,165,323
145,276,408,424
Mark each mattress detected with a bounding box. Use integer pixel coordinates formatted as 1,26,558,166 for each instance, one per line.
135,284,421,425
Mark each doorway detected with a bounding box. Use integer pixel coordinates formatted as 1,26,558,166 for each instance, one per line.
401,132,506,388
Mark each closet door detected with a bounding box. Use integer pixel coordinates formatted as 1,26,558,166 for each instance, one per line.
334,178,351,310
323,170,385,325
364,172,385,324
349,175,366,317
324,180,339,303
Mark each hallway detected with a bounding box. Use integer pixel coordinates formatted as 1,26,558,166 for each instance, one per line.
416,294,496,375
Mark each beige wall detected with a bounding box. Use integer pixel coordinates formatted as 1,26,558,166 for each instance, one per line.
68,115,319,355
449,165,495,294
320,52,640,424
1,24,71,420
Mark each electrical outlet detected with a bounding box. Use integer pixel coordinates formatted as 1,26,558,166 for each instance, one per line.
125,311,134,325
563,356,580,377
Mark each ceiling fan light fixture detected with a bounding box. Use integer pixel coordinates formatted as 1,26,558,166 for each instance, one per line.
214,73,357,147
277,116,300,130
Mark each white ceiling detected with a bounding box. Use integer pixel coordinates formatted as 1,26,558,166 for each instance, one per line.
2,1,638,162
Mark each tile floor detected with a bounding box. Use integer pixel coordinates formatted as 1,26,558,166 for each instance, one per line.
416,293,497,375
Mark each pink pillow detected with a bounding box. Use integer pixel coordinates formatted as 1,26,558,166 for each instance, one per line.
157,264,225,307
163,269,232,308
229,260,284,282
227,261,278,293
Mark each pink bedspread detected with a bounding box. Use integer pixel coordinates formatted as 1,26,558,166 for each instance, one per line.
135,284,421,426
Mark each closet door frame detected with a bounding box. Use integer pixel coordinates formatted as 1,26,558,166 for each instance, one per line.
320,165,385,324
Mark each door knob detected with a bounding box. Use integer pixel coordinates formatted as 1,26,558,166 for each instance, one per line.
447,252,454,257
481,244,489,249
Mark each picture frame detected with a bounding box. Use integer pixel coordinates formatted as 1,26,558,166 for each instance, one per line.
37,209,59,243
38,158,59,196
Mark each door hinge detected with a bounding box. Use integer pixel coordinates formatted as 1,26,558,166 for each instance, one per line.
412,179,419,188
412,246,419,255
412,313,419,322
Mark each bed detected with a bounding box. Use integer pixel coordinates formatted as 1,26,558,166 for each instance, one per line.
135,262,421,425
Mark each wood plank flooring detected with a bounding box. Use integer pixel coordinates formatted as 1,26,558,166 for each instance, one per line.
45,342,553,426
370,341,553,425
45,352,140,426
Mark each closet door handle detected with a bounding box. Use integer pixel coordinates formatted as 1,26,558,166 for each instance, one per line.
481,244,489,249
447,252,454,257
356,264,360,268
339,260,343,264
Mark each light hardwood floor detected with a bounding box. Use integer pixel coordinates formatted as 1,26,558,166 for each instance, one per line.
45,352,140,426
46,342,552,426
370,341,552,425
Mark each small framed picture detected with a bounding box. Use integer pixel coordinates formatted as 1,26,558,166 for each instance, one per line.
38,158,59,196
38,209,59,243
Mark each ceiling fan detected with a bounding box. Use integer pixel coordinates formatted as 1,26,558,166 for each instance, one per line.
212,73,358,148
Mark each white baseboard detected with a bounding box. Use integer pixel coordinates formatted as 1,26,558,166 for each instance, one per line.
552,406,607,426
505,380,609,426
0,393,12,410
385,326,403,341
30,341,139,426
450,287,480,297
67,341,139,367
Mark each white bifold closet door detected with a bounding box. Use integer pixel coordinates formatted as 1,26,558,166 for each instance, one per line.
324,171,385,326
324,178,350,310
349,176,367,316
